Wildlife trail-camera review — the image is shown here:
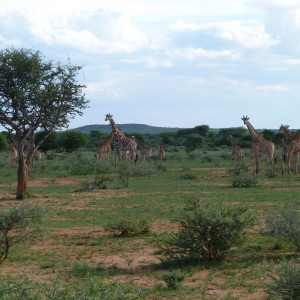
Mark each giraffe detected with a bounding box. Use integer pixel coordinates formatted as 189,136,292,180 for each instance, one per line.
105,114,137,165
95,131,115,161
130,136,153,163
228,135,243,161
9,144,18,168
241,116,276,174
159,138,166,165
279,124,300,175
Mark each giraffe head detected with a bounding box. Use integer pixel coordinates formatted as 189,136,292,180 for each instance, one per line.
279,124,289,131
241,115,249,124
105,113,113,122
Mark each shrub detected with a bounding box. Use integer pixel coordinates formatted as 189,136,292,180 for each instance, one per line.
75,177,112,192
159,201,255,263
261,202,300,251
231,173,259,187
180,167,197,180
227,162,248,176
162,272,185,290
0,204,45,261
105,219,150,237
262,258,300,300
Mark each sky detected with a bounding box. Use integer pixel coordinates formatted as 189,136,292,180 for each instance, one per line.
1,0,300,130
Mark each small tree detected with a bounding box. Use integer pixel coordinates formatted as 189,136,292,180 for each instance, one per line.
0,204,45,261
0,47,89,199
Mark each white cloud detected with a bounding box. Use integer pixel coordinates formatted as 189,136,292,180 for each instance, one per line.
168,20,200,32
167,48,240,61
25,8,149,54
218,22,280,49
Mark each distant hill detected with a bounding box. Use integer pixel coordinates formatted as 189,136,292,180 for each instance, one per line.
72,123,182,134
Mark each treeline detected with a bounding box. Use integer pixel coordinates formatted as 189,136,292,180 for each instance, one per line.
0,125,286,153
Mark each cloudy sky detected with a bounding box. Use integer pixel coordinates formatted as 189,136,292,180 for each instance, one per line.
1,0,300,130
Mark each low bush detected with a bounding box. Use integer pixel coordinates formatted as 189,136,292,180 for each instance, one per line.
75,177,112,192
162,272,185,290
261,202,300,251
262,258,300,300
105,219,150,237
231,173,259,187
0,204,45,261
159,201,255,264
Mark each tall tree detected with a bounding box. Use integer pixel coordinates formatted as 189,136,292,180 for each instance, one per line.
0,47,89,199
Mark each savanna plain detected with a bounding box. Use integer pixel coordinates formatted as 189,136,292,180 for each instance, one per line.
0,148,299,300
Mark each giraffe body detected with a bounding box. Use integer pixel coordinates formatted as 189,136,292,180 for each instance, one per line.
131,136,153,163
279,124,300,175
159,138,166,165
228,135,243,161
9,145,17,168
105,114,137,164
95,131,115,161
242,116,276,174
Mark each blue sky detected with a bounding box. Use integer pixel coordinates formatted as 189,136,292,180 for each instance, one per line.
1,0,300,130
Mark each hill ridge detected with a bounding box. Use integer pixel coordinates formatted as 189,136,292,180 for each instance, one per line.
72,123,182,134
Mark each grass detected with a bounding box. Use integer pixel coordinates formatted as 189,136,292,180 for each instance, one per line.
0,148,299,299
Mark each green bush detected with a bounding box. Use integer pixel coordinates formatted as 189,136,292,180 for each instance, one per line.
105,219,150,237
180,167,197,180
75,177,112,192
262,202,300,251
0,204,45,261
262,258,300,300
162,272,185,290
159,201,255,263
231,173,259,187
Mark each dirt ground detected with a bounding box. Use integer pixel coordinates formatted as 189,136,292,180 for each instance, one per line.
0,177,267,299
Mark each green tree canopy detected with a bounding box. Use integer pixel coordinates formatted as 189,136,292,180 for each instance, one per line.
61,131,88,152
34,131,59,153
0,47,89,198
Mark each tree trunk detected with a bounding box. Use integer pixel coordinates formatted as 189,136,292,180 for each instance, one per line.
16,154,30,200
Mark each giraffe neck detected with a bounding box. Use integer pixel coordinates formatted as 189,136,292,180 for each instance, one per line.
282,127,293,139
245,120,263,141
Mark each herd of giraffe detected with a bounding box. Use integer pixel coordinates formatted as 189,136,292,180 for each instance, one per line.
95,114,166,166
241,115,300,175
8,114,299,176
97,114,300,175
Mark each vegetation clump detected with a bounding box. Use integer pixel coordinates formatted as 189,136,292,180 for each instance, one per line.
231,173,259,187
159,201,255,264
75,177,112,192
262,258,300,300
162,271,185,290
262,202,300,252
105,219,150,237
0,204,45,261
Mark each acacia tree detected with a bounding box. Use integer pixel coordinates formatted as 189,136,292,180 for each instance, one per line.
0,47,89,199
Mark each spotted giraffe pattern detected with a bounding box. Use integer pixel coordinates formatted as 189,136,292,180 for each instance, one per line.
105,114,137,163
95,131,115,161
131,136,153,163
279,124,300,175
228,135,243,161
242,115,276,174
